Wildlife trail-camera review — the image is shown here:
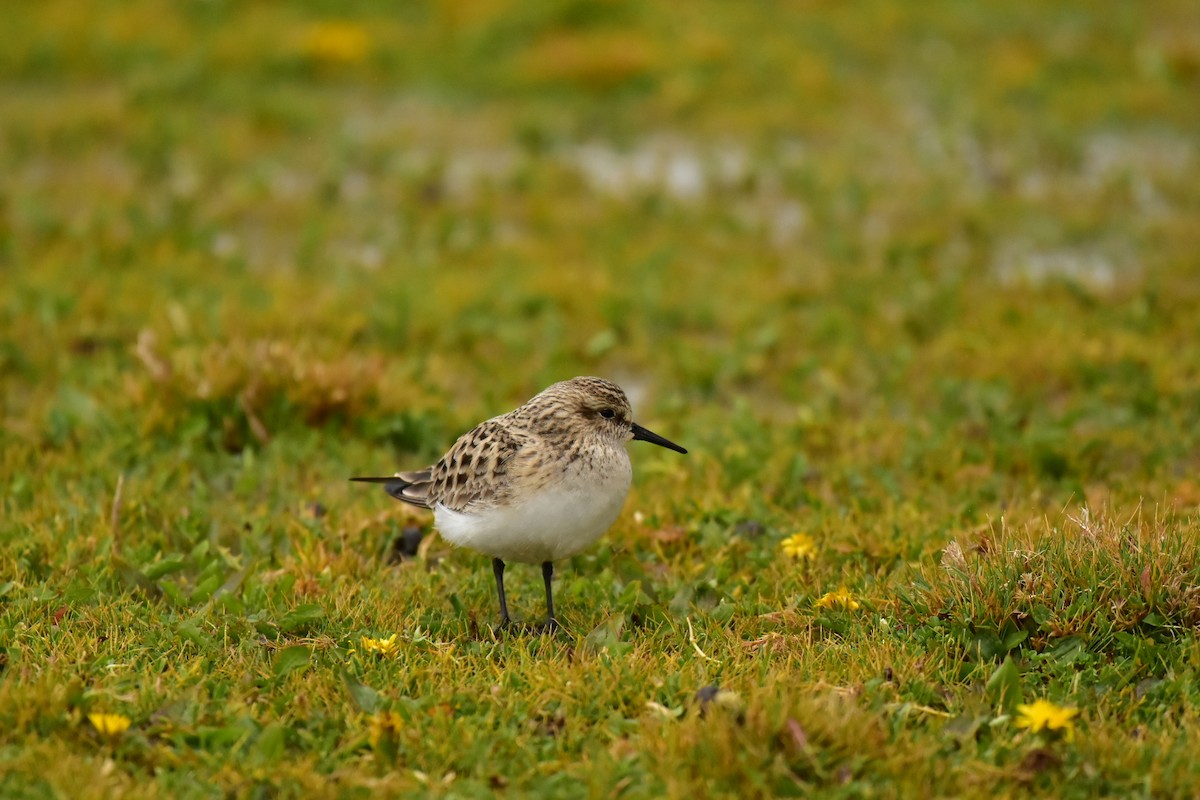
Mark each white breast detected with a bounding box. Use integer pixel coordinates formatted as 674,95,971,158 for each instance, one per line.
432,457,633,564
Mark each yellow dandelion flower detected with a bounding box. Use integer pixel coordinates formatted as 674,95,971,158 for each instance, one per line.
369,710,404,764
301,22,371,66
1015,699,1079,740
781,533,817,560
815,586,861,611
87,712,132,738
349,633,401,658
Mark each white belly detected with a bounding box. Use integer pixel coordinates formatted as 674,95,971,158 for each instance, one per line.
432,465,632,563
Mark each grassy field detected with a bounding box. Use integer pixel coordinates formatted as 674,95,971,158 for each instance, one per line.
3,0,1200,796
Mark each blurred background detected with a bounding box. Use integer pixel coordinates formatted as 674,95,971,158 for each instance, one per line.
3,0,1199,549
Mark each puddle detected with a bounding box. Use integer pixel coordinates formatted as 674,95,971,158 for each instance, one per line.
992,243,1130,291
566,138,747,201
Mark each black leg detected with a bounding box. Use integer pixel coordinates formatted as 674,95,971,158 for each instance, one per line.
541,560,558,632
492,558,511,626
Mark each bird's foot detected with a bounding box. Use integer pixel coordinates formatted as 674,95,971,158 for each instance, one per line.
490,617,561,636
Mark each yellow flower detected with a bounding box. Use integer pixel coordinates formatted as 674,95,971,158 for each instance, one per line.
369,711,404,764
350,633,401,658
815,586,860,611
87,712,132,738
301,22,371,66
1015,699,1079,739
781,533,817,560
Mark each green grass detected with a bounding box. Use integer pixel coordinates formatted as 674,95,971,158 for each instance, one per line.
3,0,1200,796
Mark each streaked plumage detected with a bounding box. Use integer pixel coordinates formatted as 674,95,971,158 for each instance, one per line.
353,376,686,629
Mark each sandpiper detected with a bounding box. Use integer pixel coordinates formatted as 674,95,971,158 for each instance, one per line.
352,376,686,630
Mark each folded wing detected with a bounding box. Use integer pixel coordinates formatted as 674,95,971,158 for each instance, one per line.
352,415,532,514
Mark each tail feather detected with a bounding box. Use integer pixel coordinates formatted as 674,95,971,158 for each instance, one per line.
351,471,434,509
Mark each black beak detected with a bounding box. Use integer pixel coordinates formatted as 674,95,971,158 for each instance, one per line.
630,422,687,454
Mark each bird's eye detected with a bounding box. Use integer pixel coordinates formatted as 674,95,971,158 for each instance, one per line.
600,409,616,419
